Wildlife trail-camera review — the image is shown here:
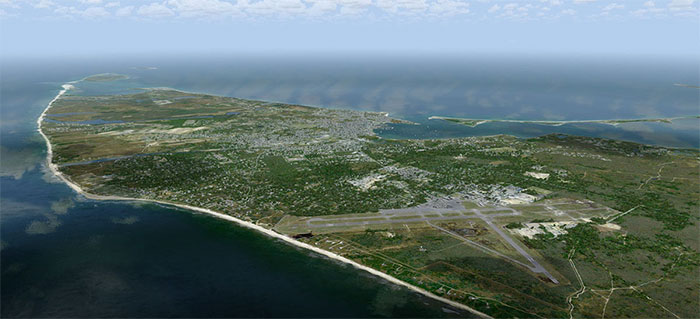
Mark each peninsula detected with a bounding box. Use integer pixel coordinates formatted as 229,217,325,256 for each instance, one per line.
39,79,700,318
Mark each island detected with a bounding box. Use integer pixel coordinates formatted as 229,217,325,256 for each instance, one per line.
38,81,699,318
429,115,699,128
82,73,130,82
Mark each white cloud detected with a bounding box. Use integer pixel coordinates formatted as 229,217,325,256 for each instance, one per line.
491,2,530,19
602,3,623,11
34,0,55,9
25,217,61,235
539,0,561,5
167,0,238,18
53,5,73,16
668,0,697,16
52,4,111,19
306,0,337,16
243,0,307,16
669,0,695,6
376,0,428,14
137,2,175,17
82,6,109,18
2,0,697,22
502,3,518,11
668,0,695,10
428,0,469,16
115,5,132,16
632,0,666,16
0,0,20,9
337,0,372,15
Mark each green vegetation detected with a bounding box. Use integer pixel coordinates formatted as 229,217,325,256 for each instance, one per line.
82,73,129,82
43,86,699,318
505,222,523,229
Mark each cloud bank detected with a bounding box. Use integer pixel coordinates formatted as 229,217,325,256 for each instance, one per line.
2,0,697,21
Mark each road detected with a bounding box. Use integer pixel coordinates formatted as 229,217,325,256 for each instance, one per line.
473,210,559,284
427,221,538,271
299,199,614,284
304,200,608,229
305,207,518,228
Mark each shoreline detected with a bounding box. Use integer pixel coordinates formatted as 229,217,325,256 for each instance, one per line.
37,83,491,319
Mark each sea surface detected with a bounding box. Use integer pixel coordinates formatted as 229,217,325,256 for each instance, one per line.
1,54,698,317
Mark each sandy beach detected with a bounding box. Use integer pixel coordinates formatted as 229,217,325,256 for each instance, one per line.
37,83,490,318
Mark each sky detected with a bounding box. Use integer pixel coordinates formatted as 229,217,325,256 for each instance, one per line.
0,0,699,58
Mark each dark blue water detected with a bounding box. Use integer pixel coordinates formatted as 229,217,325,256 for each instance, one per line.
1,55,698,317
376,116,700,148
0,58,467,318
1,172,454,317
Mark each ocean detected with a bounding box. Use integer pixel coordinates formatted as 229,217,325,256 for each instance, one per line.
1,54,697,317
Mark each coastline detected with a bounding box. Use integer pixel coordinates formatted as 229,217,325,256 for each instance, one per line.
37,83,491,319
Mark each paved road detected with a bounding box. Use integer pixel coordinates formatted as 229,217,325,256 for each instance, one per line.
473,210,559,284
427,221,536,270
304,201,608,229
301,199,613,285
305,206,518,227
